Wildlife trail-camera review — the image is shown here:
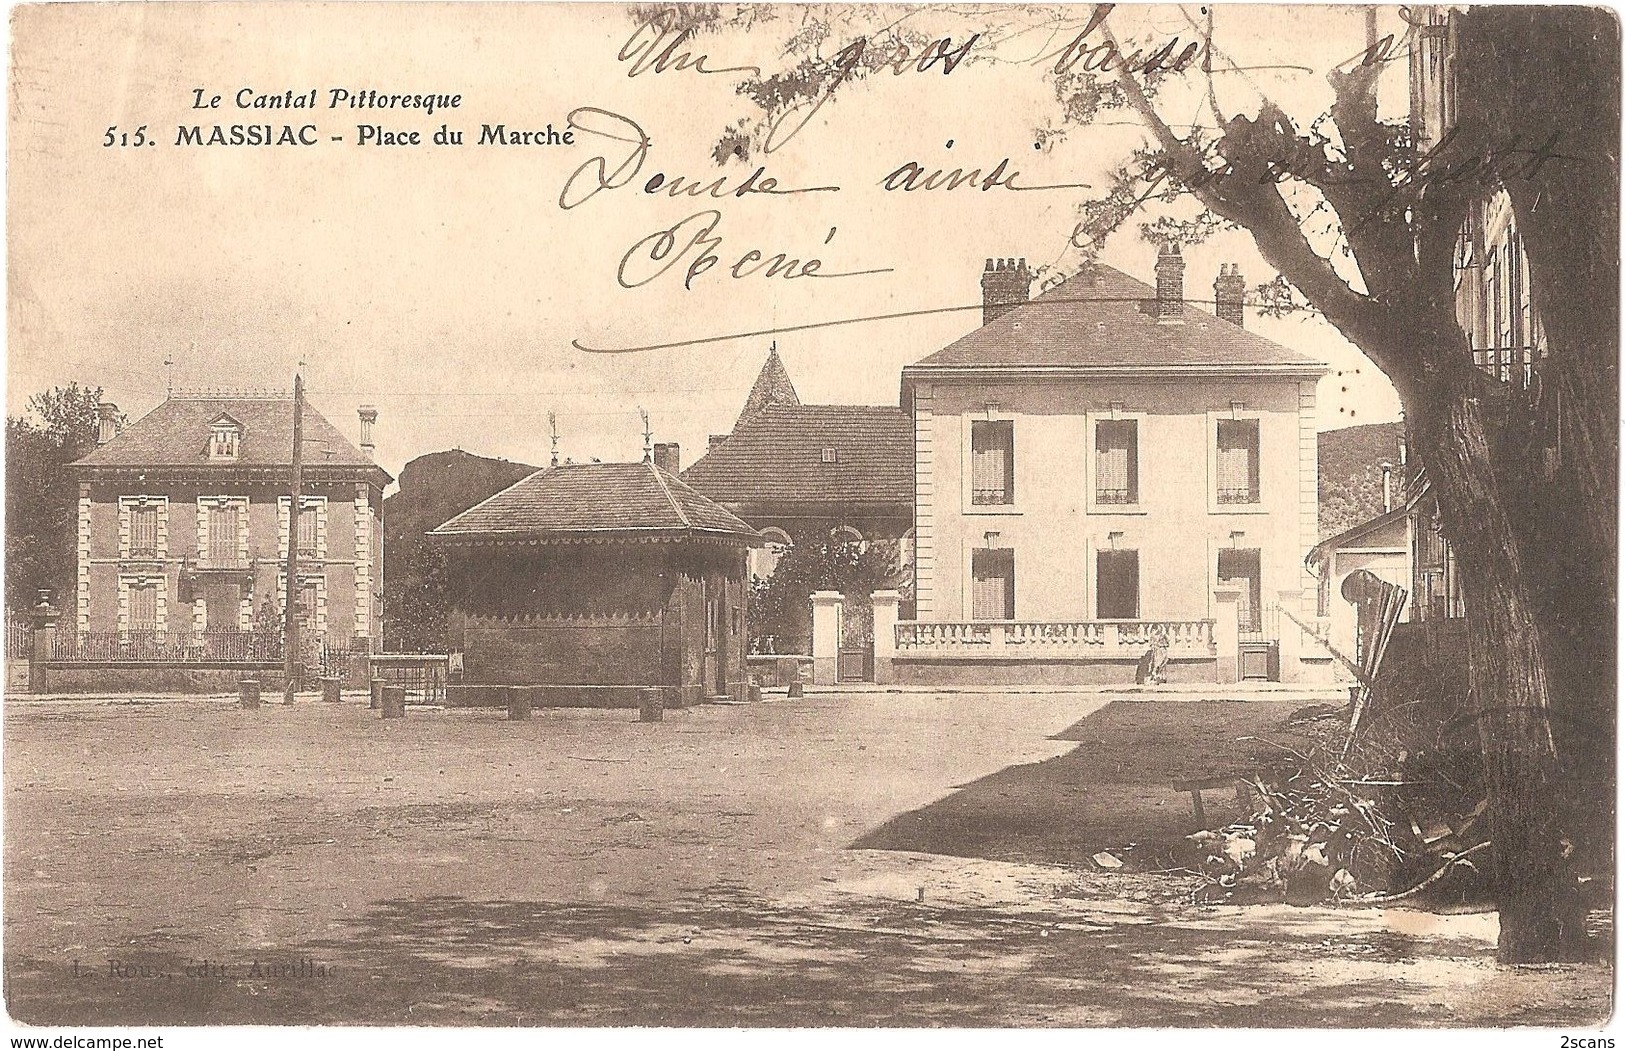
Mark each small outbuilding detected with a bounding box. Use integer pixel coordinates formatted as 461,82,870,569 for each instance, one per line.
427,455,760,709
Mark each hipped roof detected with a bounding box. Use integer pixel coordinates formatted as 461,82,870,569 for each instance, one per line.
905,263,1326,381
428,460,761,544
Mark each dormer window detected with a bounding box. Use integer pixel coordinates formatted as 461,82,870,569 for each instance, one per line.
208,414,242,461
821,447,838,464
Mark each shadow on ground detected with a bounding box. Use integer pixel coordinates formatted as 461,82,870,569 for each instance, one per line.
852,700,1316,867
10,887,1578,1028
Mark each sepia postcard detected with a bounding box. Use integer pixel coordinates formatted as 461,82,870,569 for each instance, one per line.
3,1,1617,1041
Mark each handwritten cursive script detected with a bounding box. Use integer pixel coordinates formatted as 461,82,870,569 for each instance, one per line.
618,19,762,79
616,210,893,291
558,108,839,211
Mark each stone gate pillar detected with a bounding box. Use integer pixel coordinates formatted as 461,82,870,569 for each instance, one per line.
1212,586,1241,683
810,591,842,686
1276,587,1305,683
871,589,901,685
29,590,60,695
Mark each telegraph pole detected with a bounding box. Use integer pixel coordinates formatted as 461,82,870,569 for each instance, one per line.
283,373,304,704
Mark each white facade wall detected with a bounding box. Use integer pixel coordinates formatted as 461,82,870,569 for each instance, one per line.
913,374,1317,630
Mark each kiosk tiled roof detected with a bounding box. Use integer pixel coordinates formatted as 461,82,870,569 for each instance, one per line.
428,461,760,543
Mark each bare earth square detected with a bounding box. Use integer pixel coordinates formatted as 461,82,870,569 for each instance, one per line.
3,693,1610,1027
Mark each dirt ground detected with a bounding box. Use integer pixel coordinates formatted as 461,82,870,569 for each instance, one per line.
3,692,1612,1027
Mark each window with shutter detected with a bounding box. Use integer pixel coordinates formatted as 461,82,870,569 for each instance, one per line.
970,421,1014,506
297,504,320,558
1095,419,1138,505
128,584,158,633
1216,419,1260,504
129,505,159,558
970,548,1015,620
208,505,239,565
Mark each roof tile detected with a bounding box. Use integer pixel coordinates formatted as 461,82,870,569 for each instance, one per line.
74,396,377,470
907,264,1325,372
429,461,759,542
681,404,913,508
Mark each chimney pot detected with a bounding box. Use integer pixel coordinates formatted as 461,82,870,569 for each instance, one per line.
1155,244,1185,324
358,405,378,460
653,442,680,475
980,255,1032,327
95,402,120,446
1214,263,1247,328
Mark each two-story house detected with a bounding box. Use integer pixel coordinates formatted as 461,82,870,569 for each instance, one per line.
892,247,1327,684
67,392,390,652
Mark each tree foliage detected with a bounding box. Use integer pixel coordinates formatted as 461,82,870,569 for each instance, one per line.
5,384,116,611
749,528,903,652
384,542,450,653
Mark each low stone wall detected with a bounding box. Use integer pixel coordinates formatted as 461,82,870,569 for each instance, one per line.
445,683,691,710
890,655,1219,687
33,663,286,695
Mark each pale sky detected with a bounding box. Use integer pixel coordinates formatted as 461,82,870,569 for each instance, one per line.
9,3,1407,485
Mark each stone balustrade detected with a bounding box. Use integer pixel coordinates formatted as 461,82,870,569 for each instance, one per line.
893,619,1216,659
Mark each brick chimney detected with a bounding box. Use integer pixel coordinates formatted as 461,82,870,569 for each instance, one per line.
358,405,378,461
653,442,680,475
95,402,120,445
981,257,1031,327
1214,264,1246,328
1155,243,1185,324
708,434,729,452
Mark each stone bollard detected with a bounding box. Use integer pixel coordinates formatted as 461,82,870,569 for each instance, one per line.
507,686,531,721
370,677,385,710
321,675,342,704
238,678,261,710
788,677,804,698
748,682,763,703
381,685,406,719
638,688,662,723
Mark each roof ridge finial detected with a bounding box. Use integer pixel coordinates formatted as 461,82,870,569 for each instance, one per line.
639,407,652,463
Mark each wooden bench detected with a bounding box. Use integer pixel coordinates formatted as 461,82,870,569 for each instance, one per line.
1172,774,1256,827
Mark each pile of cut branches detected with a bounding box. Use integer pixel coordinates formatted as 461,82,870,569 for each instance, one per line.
1173,698,1492,907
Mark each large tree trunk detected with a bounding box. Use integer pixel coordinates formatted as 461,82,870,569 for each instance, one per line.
1108,3,1613,962
1410,375,1590,961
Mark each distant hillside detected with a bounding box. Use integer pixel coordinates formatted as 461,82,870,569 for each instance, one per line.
382,449,537,649
1319,422,1410,539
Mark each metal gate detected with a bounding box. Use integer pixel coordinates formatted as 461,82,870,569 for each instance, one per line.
836,594,874,682
1238,602,1281,681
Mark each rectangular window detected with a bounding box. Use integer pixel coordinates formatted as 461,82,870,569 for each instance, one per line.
1096,550,1139,619
1490,251,1504,350
1501,237,1514,355
970,420,1014,506
1095,419,1139,505
1218,548,1263,633
207,505,240,565
297,581,320,623
296,504,320,558
970,548,1015,620
128,505,159,558
128,584,158,633
1216,419,1260,504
